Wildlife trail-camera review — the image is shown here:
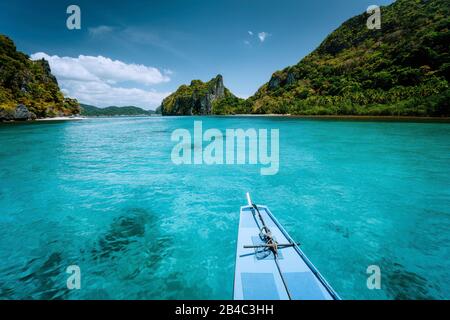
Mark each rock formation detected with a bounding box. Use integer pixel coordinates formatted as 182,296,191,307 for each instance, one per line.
160,75,236,115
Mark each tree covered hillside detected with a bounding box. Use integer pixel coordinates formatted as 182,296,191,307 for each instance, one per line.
161,75,243,115
80,104,154,116
0,35,80,120
243,0,449,116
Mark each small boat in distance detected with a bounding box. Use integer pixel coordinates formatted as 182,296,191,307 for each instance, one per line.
233,193,340,300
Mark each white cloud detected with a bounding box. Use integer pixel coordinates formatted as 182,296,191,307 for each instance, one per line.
31,52,170,85
59,80,170,108
258,32,270,42
88,25,115,37
30,52,171,108
248,31,253,36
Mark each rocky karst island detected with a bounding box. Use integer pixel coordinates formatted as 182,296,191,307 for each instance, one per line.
0,35,80,121
159,74,243,115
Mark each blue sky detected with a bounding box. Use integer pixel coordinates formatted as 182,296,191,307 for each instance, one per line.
0,0,394,109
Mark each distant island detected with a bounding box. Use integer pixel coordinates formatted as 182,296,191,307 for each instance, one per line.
160,75,243,116
80,104,156,117
161,0,449,117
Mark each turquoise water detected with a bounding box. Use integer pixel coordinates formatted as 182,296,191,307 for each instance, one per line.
0,116,449,300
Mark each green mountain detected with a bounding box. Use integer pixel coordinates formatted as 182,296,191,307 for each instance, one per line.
242,0,449,116
160,74,243,115
0,35,80,120
80,104,154,116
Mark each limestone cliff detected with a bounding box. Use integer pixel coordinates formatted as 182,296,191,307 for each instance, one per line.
0,34,80,121
160,75,240,115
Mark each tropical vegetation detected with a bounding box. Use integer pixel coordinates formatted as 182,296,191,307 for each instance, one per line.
216,0,449,116
80,104,155,117
0,35,80,118
161,75,243,115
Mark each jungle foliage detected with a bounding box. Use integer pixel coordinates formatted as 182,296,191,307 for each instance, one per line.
0,35,80,118
230,0,450,116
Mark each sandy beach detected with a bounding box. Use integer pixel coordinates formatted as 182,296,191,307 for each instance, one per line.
35,116,85,121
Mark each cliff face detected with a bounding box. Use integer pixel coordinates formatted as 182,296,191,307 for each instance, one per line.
0,34,80,121
160,75,238,115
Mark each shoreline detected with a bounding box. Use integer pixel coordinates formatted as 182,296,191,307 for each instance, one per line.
3,114,450,124
226,114,450,122
35,116,85,121
0,116,85,124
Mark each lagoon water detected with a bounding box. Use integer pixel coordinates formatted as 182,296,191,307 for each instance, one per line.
0,116,449,299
